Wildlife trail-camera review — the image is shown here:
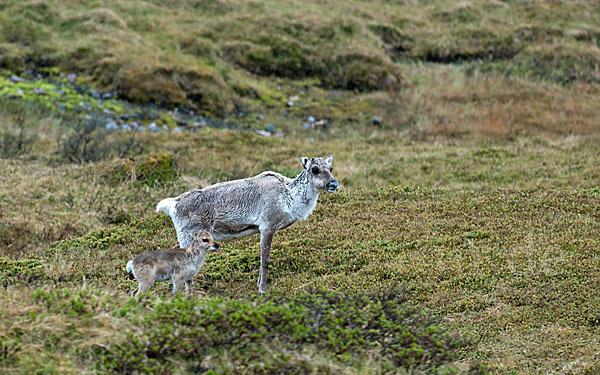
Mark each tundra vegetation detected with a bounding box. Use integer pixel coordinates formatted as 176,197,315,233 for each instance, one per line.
0,0,599,374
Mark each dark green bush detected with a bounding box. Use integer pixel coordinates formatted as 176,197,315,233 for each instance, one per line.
94,289,459,373
106,152,178,186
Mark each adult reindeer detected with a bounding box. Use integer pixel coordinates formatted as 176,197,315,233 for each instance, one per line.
156,156,339,293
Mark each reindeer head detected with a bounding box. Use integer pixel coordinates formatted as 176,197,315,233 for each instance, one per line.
193,231,220,251
301,156,339,193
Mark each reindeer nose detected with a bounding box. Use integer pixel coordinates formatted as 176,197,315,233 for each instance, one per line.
214,243,220,250
326,179,339,192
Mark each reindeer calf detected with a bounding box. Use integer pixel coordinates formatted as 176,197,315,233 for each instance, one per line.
126,231,219,301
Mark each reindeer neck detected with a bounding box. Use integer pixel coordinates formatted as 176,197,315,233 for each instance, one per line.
185,242,208,261
288,169,319,206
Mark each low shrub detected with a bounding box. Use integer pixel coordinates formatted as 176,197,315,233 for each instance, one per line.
105,152,178,186
0,110,37,159
0,257,46,285
93,289,459,373
56,118,144,164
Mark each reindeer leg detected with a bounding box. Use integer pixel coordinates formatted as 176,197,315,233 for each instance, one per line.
258,229,275,294
135,279,154,302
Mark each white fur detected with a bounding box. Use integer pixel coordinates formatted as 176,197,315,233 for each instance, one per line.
126,260,133,274
156,198,177,217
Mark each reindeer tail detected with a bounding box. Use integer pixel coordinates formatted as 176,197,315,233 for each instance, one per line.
156,197,177,218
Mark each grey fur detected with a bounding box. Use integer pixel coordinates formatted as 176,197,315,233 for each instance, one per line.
156,156,338,293
126,231,219,301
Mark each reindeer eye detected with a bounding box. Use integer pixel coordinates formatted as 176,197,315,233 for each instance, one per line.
202,238,209,243
311,166,320,175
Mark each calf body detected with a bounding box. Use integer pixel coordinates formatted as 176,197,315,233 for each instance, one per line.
126,231,219,300
156,156,338,293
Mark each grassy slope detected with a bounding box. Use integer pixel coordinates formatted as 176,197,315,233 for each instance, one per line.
1,0,599,137
1,0,600,373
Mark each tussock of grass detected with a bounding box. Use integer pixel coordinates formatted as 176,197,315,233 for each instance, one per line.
104,152,178,186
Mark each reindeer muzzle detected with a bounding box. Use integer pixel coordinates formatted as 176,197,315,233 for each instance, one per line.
326,179,339,192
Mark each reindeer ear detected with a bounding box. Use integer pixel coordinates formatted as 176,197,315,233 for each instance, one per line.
326,155,333,165
301,157,310,169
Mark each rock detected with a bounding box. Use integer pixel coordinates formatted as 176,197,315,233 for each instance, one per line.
274,131,284,138
275,95,281,100
286,101,294,107
130,121,138,128
173,127,182,133
303,123,312,129
90,90,100,99
121,124,132,131
307,137,315,142
137,126,147,131
257,114,264,120
307,116,315,123
66,73,77,83
33,88,47,95
105,122,119,130
103,108,112,114
102,92,113,100
162,125,169,131
176,119,188,126
265,124,276,132
57,103,66,111
54,89,65,95
372,117,382,126
10,75,25,82
255,130,271,137
314,119,328,127
289,95,299,101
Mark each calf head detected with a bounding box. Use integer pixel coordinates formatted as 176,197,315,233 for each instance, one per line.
194,231,220,251
301,156,339,193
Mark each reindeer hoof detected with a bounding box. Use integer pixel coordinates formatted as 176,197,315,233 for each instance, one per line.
258,287,269,294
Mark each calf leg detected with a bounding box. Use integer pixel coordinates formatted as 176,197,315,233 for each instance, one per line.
135,279,155,302
185,279,193,293
172,273,186,295
258,229,275,294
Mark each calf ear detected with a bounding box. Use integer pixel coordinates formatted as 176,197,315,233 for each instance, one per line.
326,155,333,165
301,157,310,169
